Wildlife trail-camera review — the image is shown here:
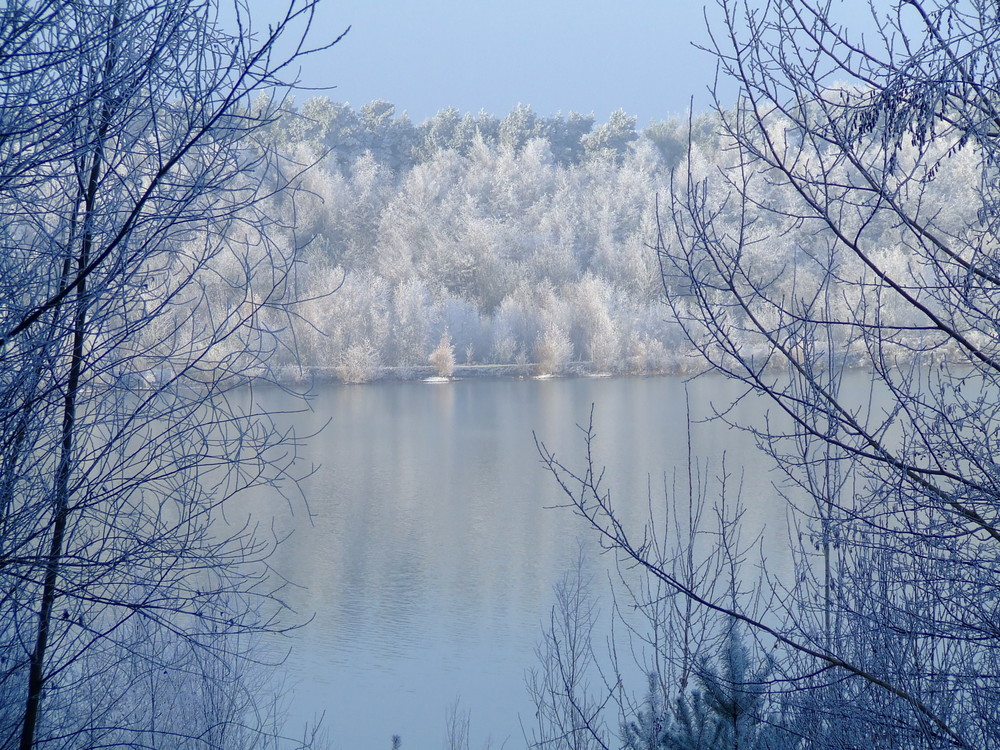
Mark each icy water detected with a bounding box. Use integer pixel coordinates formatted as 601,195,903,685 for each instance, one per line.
246,374,790,750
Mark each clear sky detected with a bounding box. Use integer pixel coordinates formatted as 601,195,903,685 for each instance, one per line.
245,0,722,126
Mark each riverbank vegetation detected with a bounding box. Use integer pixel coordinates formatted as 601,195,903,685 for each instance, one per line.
223,76,981,383
247,100,692,382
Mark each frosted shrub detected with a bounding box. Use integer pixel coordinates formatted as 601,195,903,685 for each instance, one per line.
429,330,456,378
623,333,672,375
337,343,382,383
534,323,574,376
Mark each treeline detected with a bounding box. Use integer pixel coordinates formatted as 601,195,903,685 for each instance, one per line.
202,98,980,383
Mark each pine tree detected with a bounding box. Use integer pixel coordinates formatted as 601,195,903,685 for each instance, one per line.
624,627,786,750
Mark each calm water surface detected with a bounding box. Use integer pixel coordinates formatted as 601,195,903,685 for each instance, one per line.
247,375,788,750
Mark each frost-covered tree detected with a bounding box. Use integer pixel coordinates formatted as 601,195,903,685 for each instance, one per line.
0,1,340,746
262,94,979,380
623,629,781,750
499,103,545,154
583,109,639,163
389,278,433,369
415,106,464,159
548,111,596,165
544,1,1000,748
527,556,609,750
359,99,419,169
429,329,456,378
570,275,620,373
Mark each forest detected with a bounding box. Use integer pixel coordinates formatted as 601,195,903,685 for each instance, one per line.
5,0,1000,749
213,90,981,384
246,100,692,381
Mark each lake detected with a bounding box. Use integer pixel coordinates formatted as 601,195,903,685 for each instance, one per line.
246,374,791,750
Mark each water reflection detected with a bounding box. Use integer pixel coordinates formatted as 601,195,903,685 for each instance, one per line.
244,375,786,749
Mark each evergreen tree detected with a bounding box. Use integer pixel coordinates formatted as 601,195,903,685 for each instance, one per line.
624,627,786,750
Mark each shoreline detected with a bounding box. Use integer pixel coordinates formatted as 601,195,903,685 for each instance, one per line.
270,361,687,386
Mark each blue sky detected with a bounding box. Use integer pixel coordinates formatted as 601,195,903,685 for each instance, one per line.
246,1,721,125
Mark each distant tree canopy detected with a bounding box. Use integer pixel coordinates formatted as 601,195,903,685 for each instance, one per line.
255,96,970,383
268,99,640,170
254,100,728,380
